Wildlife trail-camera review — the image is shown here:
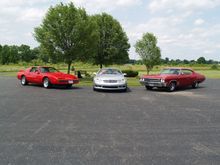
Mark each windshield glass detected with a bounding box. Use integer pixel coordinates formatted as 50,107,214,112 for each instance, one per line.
98,69,122,75
160,69,180,75
40,67,59,73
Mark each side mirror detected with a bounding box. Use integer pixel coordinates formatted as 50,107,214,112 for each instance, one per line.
35,70,40,74
93,72,97,76
123,73,127,76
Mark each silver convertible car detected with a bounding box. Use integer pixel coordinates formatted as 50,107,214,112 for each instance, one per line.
93,68,127,91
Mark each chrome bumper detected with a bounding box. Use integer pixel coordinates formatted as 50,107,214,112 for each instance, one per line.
140,80,167,87
94,83,127,90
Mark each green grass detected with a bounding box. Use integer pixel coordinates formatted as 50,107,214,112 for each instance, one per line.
0,63,219,86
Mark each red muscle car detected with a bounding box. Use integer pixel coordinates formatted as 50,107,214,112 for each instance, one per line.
140,68,205,92
17,66,79,88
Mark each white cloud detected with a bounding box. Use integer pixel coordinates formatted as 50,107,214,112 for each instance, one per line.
124,12,220,60
71,0,142,13
148,0,220,13
194,18,205,25
17,8,46,22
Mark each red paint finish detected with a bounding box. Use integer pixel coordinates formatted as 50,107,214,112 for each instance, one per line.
140,68,205,91
17,66,79,86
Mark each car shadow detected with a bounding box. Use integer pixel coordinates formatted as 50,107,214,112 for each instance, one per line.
23,84,83,90
147,86,206,93
94,87,132,93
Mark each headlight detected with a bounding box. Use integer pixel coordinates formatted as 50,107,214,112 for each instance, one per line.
94,78,102,82
161,79,165,83
118,79,126,83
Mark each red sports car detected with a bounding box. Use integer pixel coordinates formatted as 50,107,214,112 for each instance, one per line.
17,66,79,88
140,68,205,92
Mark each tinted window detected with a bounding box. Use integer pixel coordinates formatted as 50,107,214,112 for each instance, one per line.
98,69,122,75
40,67,59,73
160,69,180,75
182,69,193,75
30,67,37,72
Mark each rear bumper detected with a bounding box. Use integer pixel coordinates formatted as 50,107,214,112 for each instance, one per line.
140,80,167,88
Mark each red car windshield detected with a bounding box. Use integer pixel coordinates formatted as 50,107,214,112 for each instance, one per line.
40,67,59,73
160,69,180,75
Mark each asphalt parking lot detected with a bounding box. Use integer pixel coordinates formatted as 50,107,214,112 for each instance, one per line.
0,76,220,165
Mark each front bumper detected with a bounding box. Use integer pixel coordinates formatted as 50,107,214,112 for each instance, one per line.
140,80,167,88
55,79,79,85
94,82,127,90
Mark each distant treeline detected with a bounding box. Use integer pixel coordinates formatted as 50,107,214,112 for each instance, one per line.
0,44,219,65
0,44,40,64
129,57,219,65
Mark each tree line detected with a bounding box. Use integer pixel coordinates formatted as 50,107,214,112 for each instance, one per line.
0,44,39,64
130,57,219,65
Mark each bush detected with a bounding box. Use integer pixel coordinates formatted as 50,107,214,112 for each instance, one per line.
122,70,139,77
210,64,219,70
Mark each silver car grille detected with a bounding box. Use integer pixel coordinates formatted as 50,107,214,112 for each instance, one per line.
103,80,117,83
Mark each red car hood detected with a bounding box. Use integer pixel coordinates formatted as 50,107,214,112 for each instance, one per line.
46,72,78,79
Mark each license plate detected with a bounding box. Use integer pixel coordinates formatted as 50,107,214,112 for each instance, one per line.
68,80,73,84
149,84,154,87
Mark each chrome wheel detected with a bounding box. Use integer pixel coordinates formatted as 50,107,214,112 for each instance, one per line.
168,82,176,92
43,78,50,88
21,76,27,85
192,81,199,88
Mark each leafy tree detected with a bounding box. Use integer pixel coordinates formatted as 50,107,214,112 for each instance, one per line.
0,45,2,64
183,59,189,64
197,57,206,64
135,33,161,74
175,59,181,64
33,46,49,63
0,45,11,64
91,13,130,68
164,57,169,64
19,44,34,62
9,45,19,63
34,3,98,73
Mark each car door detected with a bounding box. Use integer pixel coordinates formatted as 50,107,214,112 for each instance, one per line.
34,67,45,84
31,67,43,84
26,67,37,83
181,69,194,86
177,70,186,87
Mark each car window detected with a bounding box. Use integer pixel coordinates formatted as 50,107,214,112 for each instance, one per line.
182,69,193,75
98,69,122,75
160,69,180,75
30,67,37,72
40,67,59,73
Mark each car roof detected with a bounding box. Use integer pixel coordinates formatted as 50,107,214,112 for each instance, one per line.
163,67,193,70
30,66,53,68
100,68,120,70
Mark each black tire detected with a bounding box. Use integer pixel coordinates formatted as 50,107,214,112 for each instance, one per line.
145,86,153,90
93,86,97,91
66,84,72,88
192,81,199,89
43,77,51,88
21,76,28,86
121,87,127,92
167,82,176,92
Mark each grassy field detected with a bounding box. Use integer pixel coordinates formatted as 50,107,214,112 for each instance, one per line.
0,63,219,86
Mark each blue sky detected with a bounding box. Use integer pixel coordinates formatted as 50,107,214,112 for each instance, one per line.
0,0,220,60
